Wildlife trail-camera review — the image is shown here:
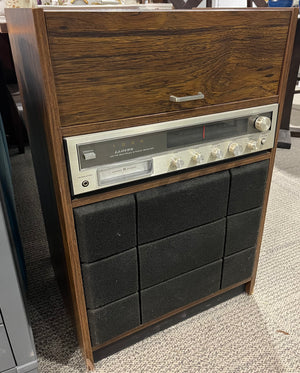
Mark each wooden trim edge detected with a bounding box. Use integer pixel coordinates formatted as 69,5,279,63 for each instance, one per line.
246,8,299,295
31,8,94,368
61,96,279,137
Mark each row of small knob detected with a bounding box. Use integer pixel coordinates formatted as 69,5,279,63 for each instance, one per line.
227,140,257,157
170,140,262,169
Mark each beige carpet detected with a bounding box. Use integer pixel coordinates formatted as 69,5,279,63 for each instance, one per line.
10,124,300,372
290,94,300,132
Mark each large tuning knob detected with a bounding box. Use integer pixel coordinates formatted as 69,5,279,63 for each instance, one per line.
253,116,271,132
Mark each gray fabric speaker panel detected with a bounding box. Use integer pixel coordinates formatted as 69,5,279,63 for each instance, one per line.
228,160,269,215
74,195,136,263
88,293,140,347
136,171,230,244
225,207,262,256
81,248,138,309
221,246,256,289
141,260,222,323
139,219,226,289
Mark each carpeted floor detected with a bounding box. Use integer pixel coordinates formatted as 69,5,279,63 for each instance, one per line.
290,94,300,132
10,102,300,373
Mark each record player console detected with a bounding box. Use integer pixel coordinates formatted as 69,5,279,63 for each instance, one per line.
6,7,298,369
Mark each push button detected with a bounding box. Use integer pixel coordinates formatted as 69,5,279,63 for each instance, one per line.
83,151,96,161
261,138,267,145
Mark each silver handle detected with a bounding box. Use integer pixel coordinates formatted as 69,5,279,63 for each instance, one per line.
170,92,205,103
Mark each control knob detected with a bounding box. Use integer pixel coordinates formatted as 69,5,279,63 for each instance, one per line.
228,142,242,157
170,157,184,170
191,152,204,165
247,140,258,151
252,116,271,132
211,148,223,160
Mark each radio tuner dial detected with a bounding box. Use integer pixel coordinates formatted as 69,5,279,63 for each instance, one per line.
211,147,223,160
170,157,184,170
253,116,271,132
228,142,242,157
191,152,204,165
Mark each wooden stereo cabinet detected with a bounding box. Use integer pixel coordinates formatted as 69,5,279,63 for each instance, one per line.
6,8,298,369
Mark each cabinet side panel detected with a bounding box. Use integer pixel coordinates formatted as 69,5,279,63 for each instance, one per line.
246,8,299,294
5,8,94,368
5,9,65,289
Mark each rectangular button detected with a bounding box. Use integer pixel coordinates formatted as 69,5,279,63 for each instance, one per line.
83,151,96,160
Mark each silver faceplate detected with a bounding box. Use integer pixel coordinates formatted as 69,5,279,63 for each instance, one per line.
64,104,278,195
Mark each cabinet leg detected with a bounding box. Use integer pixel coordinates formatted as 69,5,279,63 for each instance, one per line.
86,358,94,371
245,280,254,295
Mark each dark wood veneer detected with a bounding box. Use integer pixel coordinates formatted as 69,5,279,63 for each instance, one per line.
246,7,299,295
61,96,279,137
6,8,94,369
45,10,290,127
5,7,298,370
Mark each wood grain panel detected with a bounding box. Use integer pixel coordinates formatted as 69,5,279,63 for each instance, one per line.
5,8,94,369
246,7,299,295
45,10,291,127
61,96,278,137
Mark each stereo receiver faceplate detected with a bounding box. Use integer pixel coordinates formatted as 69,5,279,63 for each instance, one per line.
64,104,278,195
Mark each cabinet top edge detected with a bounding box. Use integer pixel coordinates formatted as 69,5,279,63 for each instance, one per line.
43,7,297,13
5,7,298,16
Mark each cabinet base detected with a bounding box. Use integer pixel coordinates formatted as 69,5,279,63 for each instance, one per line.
93,284,246,363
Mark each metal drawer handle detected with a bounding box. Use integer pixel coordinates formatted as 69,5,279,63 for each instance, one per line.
170,92,205,103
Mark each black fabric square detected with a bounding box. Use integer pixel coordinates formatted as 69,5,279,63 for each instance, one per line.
136,171,230,244
139,219,226,289
225,207,262,256
221,247,256,289
87,293,140,347
74,195,136,263
141,260,222,323
82,248,138,309
228,160,269,215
